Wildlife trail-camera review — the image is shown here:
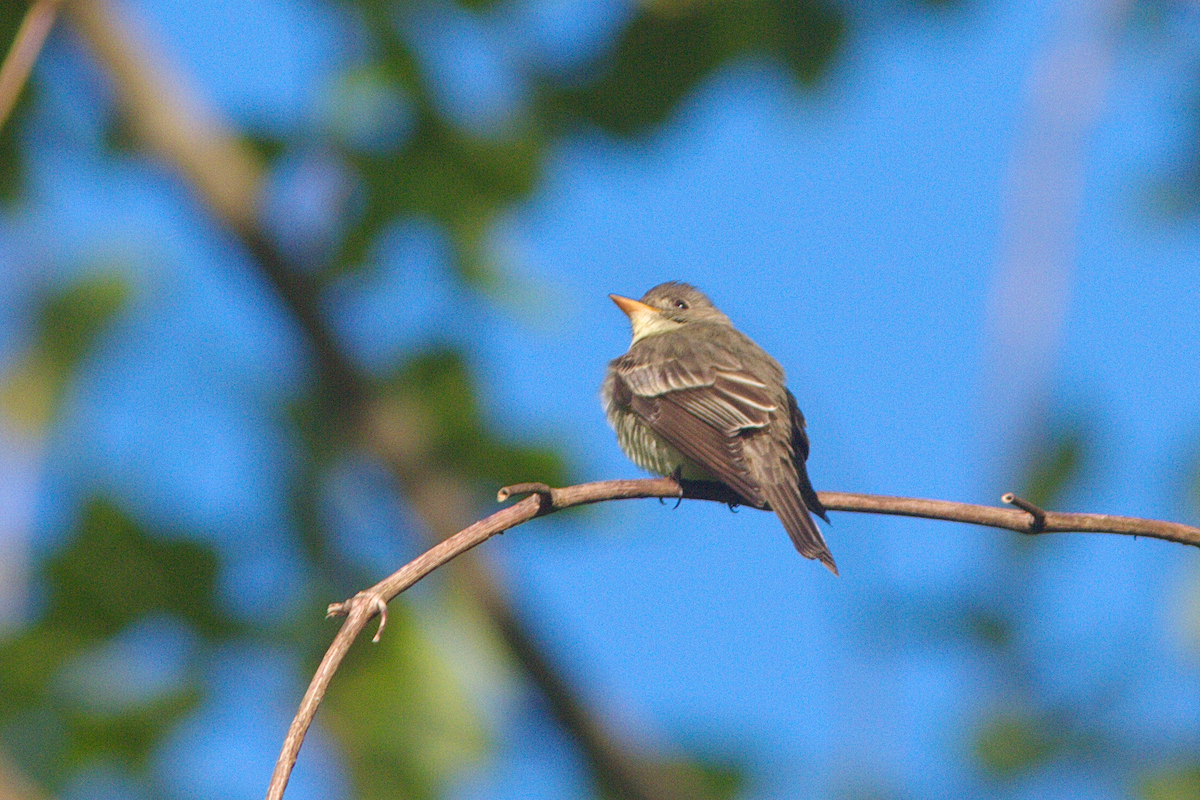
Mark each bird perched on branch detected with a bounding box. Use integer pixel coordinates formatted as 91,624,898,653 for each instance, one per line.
601,281,836,574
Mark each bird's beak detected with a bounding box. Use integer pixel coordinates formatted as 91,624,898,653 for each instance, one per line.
609,294,658,318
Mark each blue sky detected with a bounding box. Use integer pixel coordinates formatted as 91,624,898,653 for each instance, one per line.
5,0,1200,797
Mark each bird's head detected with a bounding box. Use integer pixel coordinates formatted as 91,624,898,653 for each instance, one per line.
609,282,731,344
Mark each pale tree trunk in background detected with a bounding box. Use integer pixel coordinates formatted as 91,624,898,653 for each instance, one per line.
979,0,1130,485
0,424,38,630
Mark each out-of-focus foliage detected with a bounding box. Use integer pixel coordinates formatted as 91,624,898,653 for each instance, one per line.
633,754,746,800
971,710,1057,778
330,0,843,279
324,605,489,800
547,0,843,137
1015,419,1090,511
1138,765,1200,800
377,349,568,488
0,499,220,787
0,273,129,432
0,1,29,201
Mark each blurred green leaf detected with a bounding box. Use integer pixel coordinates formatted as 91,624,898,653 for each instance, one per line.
856,594,1012,651
336,0,845,283
325,604,489,800
379,348,570,488
1017,420,1089,511
972,710,1056,778
0,498,228,711
1138,764,1200,800
340,116,542,282
41,498,228,640
37,273,131,372
0,88,30,202
0,498,230,789
0,273,130,432
547,0,843,137
449,0,500,10
64,690,201,769
964,607,1010,647
774,0,845,85
655,752,745,800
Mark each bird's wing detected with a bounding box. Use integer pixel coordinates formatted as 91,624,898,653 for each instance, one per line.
615,355,780,506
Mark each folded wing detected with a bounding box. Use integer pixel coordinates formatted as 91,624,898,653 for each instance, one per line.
615,354,780,507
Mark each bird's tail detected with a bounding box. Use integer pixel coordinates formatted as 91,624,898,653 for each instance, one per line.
762,481,838,575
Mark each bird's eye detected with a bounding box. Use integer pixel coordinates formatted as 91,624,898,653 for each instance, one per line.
673,299,689,310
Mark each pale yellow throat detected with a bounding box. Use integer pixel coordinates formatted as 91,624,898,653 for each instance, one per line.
627,310,683,344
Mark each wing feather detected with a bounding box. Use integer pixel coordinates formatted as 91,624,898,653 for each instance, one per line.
627,392,765,505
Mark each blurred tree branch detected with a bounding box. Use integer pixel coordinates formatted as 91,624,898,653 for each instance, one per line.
267,477,1200,799
64,2,715,799
0,753,50,800
0,0,59,130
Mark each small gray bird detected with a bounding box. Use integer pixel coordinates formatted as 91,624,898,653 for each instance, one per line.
601,282,836,573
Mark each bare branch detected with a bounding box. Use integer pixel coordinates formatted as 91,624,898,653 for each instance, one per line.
266,477,1200,799
0,0,61,131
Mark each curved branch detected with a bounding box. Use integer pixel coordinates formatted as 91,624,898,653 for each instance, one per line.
266,477,1200,799
68,8,683,797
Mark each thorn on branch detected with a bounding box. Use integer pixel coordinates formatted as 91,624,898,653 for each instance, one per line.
369,595,388,642
497,482,553,503
325,592,389,642
1002,492,1046,533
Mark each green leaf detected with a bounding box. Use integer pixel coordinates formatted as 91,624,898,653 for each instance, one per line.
654,753,745,800
1138,765,1200,800
0,87,30,202
0,498,227,717
1017,420,1089,511
64,690,201,769
339,115,542,282
37,273,131,372
972,710,1056,778
0,1,33,202
41,498,228,640
0,498,231,789
0,273,131,432
377,348,570,489
773,0,845,85
324,603,489,800
546,0,845,137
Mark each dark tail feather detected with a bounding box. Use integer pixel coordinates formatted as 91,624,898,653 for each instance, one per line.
787,389,829,524
762,481,838,575
797,467,829,524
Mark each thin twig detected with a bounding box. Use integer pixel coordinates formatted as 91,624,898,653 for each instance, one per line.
0,0,61,131
265,477,1200,799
